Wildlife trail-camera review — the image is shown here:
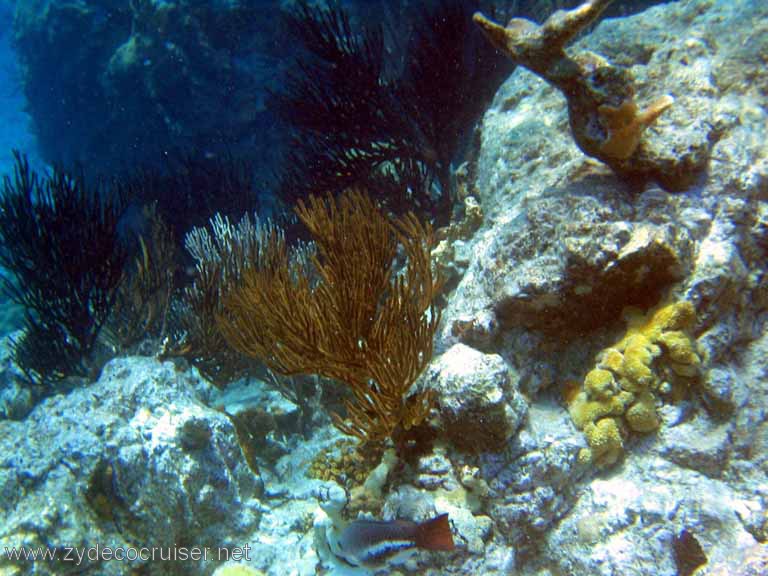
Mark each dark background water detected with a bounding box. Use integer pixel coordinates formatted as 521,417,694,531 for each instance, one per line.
1,0,671,180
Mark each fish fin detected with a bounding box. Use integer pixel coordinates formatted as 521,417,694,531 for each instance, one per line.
414,513,454,551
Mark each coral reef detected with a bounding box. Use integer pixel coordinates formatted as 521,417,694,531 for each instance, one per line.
440,191,691,346
473,0,709,190
567,301,701,467
0,2,765,576
708,543,768,576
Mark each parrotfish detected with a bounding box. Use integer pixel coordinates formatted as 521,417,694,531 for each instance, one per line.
327,513,455,568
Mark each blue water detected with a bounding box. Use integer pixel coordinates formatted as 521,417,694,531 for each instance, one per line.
0,1,39,176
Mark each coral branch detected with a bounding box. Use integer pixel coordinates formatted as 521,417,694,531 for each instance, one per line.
598,95,675,160
473,2,691,189
473,1,612,78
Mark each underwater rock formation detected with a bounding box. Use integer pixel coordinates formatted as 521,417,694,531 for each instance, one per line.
473,0,710,191
440,0,766,357
0,331,32,419
438,178,695,348
0,357,262,576
478,402,587,559
433,0,767,572
424,343,527,452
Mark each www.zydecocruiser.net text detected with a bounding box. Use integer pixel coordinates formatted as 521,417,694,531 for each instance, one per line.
4,543,252,566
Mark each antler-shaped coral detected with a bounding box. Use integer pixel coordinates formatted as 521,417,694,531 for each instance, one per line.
474,1,687,187
473,0,612,80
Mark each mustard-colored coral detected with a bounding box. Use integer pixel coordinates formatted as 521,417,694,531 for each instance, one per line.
625,391,660,433
620,300,696,341
569,388,632,430
599,348,624,373
307,440,381,489
584,368,615,400
598,95,674,160
580,417,623,467
620,333,660,390
658,330,700,372
568,300,700,467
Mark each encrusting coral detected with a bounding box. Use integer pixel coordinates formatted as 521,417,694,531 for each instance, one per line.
472,1,696,190
566,300,701,467
308,440,381,490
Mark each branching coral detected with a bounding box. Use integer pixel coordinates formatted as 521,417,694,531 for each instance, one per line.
216,190,441,444
473,1,694,190
162,212,280,386
567,300,701,467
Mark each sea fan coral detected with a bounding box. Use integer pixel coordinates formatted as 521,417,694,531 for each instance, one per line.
217,190,441,444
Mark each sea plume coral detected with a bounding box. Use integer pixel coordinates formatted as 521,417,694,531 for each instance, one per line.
217,190,441,444
0,152,127,386
273,0,513,224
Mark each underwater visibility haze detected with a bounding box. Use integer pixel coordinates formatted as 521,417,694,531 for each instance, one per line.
0,0,766,575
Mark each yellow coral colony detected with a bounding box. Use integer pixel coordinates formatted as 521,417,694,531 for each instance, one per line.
568,301,701,467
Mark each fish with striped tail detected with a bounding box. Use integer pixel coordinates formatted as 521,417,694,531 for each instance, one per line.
327,513,455,568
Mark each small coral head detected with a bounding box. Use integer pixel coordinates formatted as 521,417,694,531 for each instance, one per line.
598,95,675,160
